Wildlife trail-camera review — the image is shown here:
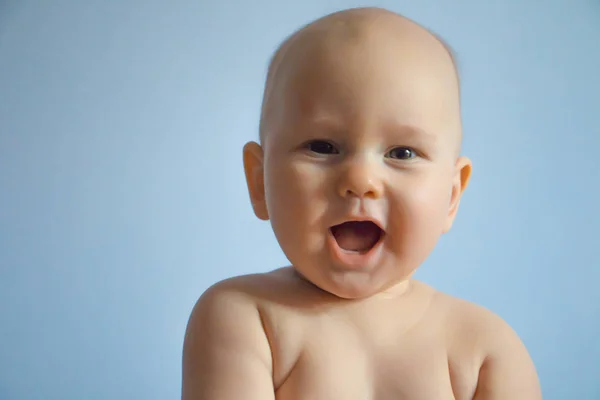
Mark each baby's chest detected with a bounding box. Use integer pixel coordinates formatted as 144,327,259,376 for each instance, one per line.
273,320,475,400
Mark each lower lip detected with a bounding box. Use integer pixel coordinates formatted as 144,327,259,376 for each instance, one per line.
327,231,385,269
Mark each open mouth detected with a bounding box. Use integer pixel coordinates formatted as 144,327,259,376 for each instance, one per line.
330,221,384,254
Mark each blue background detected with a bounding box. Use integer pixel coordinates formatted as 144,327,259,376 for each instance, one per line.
1,1,599,399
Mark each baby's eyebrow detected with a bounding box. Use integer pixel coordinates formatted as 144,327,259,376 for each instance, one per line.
301,116,439,142
385,122,438,142
302,114,347,132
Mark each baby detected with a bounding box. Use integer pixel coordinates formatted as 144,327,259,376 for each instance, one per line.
182,7,541,400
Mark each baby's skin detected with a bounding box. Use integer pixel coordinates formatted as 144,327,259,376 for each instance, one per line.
182,7,541,400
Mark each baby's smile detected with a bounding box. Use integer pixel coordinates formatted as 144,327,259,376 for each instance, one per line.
330,220,384,253
326,218,387,270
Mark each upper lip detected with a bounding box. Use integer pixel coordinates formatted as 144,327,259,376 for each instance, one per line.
330,215,386,232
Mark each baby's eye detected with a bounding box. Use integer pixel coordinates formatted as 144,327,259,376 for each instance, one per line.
306,140,339,155
386,147,416,160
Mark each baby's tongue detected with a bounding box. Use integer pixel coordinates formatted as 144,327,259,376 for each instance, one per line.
331,221,381,252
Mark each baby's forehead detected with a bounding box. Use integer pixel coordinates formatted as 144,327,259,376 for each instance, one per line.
260,8,461,149
268,9,457,84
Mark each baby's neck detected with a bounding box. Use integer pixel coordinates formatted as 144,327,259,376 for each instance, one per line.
370,279,413,300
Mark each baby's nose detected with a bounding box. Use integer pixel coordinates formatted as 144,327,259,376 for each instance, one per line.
337,158,383,199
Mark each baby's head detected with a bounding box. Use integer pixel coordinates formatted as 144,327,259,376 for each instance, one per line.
243,7,472,299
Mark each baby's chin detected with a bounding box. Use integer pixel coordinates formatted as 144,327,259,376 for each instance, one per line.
292,265,412,300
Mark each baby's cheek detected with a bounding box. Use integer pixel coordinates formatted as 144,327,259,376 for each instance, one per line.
289,164,330,211
293,162,328,188
402,173,450,210
389,180,449,237
268,163,328,215
267,164,330,256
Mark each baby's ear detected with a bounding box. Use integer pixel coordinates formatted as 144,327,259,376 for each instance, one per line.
243,141,269,220
443,156,472,233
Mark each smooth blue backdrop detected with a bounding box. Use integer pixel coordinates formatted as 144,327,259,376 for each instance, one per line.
1,1,599,399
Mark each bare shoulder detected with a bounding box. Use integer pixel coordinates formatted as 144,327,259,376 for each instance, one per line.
182,274,277,400
435,290,542,400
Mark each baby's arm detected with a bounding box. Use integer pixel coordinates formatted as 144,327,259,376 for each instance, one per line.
182,280,275,400
472,312,542,400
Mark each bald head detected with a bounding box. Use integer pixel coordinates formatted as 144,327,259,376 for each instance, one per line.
258,7,462,152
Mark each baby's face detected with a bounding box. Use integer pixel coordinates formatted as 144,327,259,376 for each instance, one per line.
246,23,470,299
